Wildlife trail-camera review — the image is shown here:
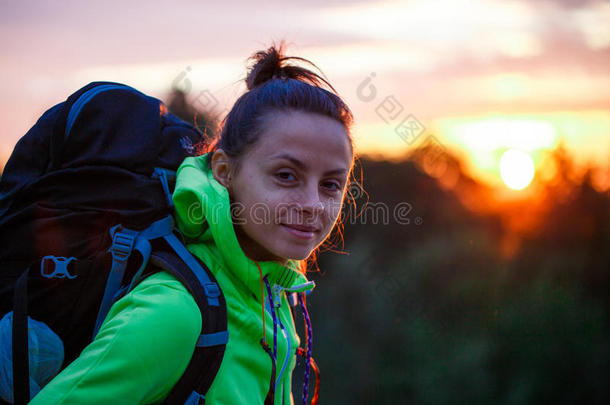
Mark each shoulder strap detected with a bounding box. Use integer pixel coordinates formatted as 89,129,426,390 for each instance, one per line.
12,268,30,405
123,226,228,405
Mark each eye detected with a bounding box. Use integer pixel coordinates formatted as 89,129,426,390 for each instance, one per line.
275,171,296,182
322,180,342,192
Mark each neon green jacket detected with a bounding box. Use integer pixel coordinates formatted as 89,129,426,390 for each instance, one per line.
31,153,314,404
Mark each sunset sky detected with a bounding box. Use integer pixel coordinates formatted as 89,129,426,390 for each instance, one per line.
1,0,609,190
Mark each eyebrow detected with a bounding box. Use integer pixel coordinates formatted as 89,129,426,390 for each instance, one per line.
270,153,348,176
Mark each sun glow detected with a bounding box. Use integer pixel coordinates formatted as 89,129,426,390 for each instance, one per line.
436,117,559,187
500,149,535,190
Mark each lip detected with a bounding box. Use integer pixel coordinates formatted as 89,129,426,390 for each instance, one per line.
281,224,318,239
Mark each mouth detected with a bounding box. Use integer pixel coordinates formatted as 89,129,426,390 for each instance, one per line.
281,223,319,239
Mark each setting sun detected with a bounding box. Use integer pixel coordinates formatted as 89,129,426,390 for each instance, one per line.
500,149,535,190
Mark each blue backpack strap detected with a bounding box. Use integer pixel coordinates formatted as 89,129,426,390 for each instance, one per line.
48,81,137,172
148,244,227,404
184,391,205,405
91,214,227,404
65,84,141,138
91,214,228,404
93,216,176,338
163,233,221,307
153,168,176,208
93,225,138,337
197,331,229,347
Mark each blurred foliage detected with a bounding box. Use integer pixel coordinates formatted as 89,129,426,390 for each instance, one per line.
165,88,219,142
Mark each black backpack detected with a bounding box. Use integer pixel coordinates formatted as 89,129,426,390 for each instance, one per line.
0,82,227,405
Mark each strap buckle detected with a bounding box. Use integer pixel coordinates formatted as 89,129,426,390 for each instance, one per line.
109,229,137,262
204,282,220,299
40,255,77,279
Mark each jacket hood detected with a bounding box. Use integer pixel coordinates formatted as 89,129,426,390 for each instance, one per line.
172,153,314,300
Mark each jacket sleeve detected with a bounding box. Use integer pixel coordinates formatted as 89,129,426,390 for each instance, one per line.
29,271,202,405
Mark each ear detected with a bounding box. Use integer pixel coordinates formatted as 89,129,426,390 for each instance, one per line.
211,149,233,189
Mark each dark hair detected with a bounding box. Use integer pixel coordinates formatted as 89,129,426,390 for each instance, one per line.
205,41,354,168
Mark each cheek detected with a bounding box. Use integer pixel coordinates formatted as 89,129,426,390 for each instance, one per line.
264,190,300,218
325,196,344,226
247,194,285,228
231,179,268,218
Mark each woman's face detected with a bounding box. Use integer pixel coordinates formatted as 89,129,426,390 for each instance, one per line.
216,109,352,263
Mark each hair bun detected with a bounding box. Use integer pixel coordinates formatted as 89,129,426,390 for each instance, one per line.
245,44,285,90
245,41,336,92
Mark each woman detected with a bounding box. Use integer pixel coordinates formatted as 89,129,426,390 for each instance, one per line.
31,42,356,404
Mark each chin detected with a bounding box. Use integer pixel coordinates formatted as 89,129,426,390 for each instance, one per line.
273,246,313,262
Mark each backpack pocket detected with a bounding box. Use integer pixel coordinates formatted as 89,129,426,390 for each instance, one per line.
0,311,64,403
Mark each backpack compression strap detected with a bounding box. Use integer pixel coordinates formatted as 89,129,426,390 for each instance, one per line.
146,237,228,405
93,215,228,404
93,215,178,337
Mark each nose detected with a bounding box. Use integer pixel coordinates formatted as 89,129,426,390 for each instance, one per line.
299,185,324,215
